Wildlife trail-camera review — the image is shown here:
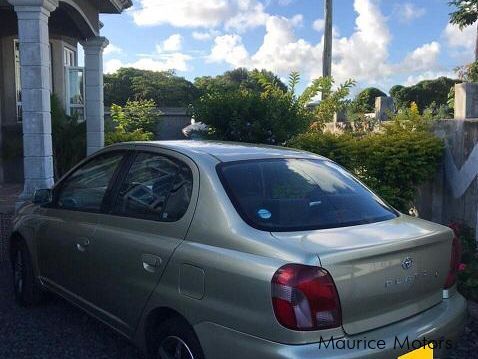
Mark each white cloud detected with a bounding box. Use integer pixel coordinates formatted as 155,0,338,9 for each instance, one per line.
443,21,476,63
332,0,391,84
131,0,269,31
404,71,456,86
208,15,322,78
278,0,293,5
224,0,269,32
444,22,476,50
313,18,325,32
162,34,183,52
104,42,193,74
103,43,122,56
204,0,451,90
105,53,192,74
396,3,426,23
250,16,322,75
208,34,250,67
192,30,220,41
104,59,123,74
400,42,441,72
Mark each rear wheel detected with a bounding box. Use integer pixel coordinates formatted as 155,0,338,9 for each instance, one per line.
153,318,204,359
12,240,43,306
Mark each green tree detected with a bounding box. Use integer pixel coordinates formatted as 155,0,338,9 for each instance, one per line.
104,68,199,107
192,72,354,144
105,99,161,145
194,68,286,95
389,77,459,112
455,60,478,82
350,87,386,113
290,103,444,212
449,0,478,60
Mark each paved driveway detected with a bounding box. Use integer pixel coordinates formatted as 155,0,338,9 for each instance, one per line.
0,263,142,359
0,262,476,359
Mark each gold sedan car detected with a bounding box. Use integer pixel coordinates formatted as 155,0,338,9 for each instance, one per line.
10,141,466,359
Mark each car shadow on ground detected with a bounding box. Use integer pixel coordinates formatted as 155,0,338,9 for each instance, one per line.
1,261,477,359
0,263,142,359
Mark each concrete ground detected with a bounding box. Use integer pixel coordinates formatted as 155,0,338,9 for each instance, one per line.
0,262,142,359
0,261,476,358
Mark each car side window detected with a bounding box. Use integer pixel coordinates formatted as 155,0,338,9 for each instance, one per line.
112,152,193,222
56,152,124,212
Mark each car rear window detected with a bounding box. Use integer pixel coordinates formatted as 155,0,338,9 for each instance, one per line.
217,158,397,231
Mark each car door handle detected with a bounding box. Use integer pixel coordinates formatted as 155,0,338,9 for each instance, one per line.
76,238,90,252
142,254,162,273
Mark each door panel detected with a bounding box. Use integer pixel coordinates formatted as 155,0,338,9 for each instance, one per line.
88,217,187,334
36,151,126,302
84,149,199,335
37,209,98,299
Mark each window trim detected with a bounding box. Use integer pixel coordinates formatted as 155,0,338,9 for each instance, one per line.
216,158,398,233
63,45,77,67
13,40,22,123
49,150,130,214
106,150,194,223
64,66,85,121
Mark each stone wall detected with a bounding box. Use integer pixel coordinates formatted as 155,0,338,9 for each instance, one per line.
155,107,191,140
416,83,478,241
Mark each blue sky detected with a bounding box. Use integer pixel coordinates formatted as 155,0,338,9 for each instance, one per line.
97,0,475,94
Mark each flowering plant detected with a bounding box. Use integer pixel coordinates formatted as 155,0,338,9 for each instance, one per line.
450,223,478,301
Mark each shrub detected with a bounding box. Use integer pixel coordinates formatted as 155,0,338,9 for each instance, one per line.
51,95,86,178
110,99,160,135
450,223,478,301
389,77,459,112
105,128,152,146
349,87,386,114
289,104,444,212
192,73,355,144
106,99,160,145
455,61,478,82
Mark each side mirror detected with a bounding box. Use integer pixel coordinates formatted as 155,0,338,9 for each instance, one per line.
33,189,52,205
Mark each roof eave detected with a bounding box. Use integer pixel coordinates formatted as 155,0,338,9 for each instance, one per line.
105,0,132,13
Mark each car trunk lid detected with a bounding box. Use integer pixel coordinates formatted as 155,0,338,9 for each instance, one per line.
272,216,453,335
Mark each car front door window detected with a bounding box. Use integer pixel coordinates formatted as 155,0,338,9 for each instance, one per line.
56,153,124,212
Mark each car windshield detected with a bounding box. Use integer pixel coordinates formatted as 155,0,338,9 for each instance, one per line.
218,158,397,231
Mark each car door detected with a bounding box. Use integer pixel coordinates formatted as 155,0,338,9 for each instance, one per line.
36,151,127,304
84,147,199,336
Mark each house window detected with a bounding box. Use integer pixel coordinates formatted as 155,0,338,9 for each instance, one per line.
65,67,85,121
64,47,77,67
64,45,84,121
14,40,22,122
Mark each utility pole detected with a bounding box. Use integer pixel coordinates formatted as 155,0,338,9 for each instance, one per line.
323,0,333,79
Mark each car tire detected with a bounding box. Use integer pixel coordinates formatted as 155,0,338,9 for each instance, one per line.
153,317,204,359
11,240,43,306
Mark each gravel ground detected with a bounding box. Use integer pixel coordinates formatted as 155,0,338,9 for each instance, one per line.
0,261,477,359
0,263,142,359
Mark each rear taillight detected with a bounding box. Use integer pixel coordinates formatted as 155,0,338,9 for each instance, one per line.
271,264,342,331
444,235,461,289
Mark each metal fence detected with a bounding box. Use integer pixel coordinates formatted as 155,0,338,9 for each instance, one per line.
0,213,12,262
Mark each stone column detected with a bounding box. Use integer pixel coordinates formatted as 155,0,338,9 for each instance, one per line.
375,96,395,121
82,37,108,155
11,0,58,202
454,83,478,120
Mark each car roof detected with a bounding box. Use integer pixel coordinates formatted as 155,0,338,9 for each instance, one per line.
113,140,324,162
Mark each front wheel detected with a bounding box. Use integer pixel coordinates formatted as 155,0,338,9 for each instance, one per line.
12,240,43,306
154,318,204,359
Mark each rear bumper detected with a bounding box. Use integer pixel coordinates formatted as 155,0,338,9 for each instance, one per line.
195,293,466,359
